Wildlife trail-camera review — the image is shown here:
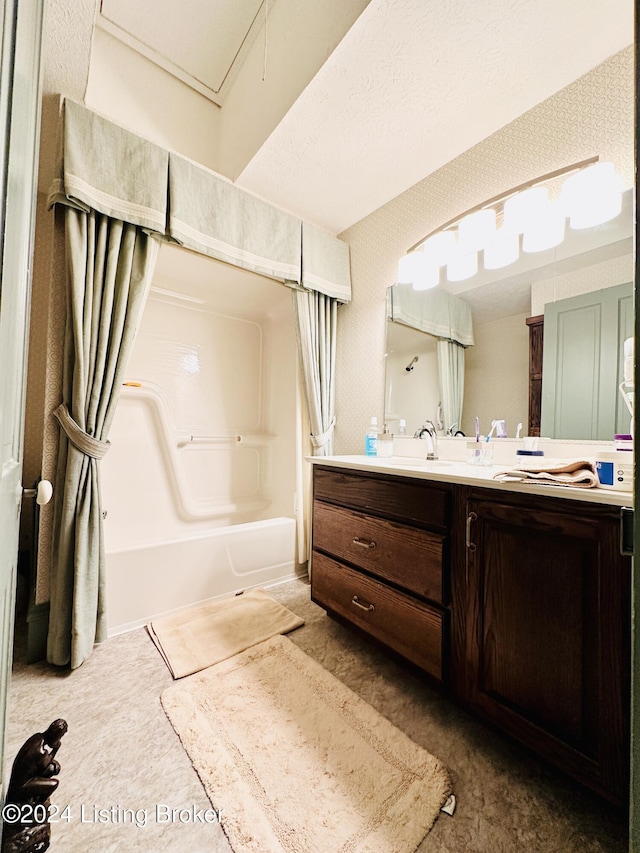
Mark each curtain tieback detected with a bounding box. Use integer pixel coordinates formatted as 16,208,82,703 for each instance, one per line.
310,417,336,449
53,403,111,460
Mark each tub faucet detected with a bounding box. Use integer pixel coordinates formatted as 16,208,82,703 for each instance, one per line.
414,420,438,460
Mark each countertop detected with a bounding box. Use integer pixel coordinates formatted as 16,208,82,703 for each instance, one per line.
307,455,633,507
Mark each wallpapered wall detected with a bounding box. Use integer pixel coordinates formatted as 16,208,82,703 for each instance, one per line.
336,46,634,455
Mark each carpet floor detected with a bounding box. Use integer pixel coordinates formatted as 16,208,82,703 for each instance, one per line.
5,576,629,852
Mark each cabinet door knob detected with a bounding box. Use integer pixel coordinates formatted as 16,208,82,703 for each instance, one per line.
466,511,477,551
352,595,375,612
352,537,376,550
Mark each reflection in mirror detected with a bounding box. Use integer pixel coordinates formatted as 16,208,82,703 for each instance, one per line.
385,189,633,441
541,280,633,439
385,320,439,437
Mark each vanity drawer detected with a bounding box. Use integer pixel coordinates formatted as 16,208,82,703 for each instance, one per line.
313,467,449,529
313,501,445,604
311,552,445,682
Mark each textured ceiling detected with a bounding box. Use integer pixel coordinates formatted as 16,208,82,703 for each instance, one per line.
236,0,634,234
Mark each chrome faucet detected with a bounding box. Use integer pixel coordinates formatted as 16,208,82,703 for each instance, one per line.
414,419,438,460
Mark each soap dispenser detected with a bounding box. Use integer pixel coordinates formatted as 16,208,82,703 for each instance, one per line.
377,424,394,458
365,417,380,456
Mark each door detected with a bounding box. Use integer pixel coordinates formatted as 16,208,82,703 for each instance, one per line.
0,0,44,807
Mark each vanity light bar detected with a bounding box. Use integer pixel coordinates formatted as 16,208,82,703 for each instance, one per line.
398,156,624,289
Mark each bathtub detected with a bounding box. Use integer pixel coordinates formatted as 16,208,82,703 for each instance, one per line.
101,247,301,635
106,516,299,635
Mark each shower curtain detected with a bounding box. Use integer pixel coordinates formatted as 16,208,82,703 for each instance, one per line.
44,99,351,664
294,289,338,457
436,338,466,434
293,289,339,570
47,208,158,668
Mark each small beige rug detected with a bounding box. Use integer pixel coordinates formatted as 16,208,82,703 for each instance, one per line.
161,635,451,853
147,588,304,678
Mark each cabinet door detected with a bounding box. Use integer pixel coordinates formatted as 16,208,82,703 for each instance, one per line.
540,281,632,439
464,495,629,804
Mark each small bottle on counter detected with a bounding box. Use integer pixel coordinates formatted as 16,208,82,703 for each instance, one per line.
377,424,394,458
398,419,407,436
365,416,380,457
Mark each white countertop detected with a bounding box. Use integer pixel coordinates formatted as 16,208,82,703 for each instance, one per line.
308,455,633,507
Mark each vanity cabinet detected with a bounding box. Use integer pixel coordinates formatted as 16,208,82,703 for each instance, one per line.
310,462,631,806
460,489,630,805
310,466,451,683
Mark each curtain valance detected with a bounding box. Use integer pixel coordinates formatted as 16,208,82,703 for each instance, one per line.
302,221,351,302
388,284,474,347
48,99,352,300
169,153,302,285
47,99,168,234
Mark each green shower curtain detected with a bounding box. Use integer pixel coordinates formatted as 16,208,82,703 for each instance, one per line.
294,289,338,457
436,338,466,435
44,99,351,665
47,207,159,669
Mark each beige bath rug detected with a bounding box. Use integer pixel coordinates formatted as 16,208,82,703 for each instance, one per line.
147,588,304,678
161,634,451,853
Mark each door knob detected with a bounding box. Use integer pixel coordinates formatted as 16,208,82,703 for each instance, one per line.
23,479,53,506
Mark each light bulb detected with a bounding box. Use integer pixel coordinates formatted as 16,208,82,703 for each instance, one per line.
421,230,457,267
560,161,623,229
398,251,439,289
483,231,520,269
503,186,549,236
447,251,478,282
458,208,496,254
522,200,565,252
412,256,440,290
397,251,423,285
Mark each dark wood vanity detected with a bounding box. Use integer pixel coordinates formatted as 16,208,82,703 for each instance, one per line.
311,467,451,681
310,463,631,806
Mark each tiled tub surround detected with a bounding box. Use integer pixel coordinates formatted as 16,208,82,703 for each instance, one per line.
308,454,631,804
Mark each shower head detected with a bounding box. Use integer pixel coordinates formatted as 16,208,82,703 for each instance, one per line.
405,356,419,372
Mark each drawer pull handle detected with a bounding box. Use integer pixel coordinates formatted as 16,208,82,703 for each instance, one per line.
352,595,375,612
352,537,376,550
466,511,477,552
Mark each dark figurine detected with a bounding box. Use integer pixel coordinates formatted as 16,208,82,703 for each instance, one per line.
2,719,68,853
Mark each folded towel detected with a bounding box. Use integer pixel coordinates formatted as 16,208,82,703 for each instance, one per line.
493,459,599,489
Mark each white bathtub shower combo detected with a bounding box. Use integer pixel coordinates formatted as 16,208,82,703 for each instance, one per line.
101,246,302,634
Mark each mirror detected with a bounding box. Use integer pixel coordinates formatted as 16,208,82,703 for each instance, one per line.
385,189,633,440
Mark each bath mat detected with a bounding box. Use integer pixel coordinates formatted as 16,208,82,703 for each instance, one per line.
147,588,304,678
161,634,451,853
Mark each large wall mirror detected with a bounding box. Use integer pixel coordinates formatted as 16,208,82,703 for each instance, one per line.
385,189,633,441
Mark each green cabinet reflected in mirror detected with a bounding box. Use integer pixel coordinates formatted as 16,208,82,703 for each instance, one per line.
541,281,633,440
